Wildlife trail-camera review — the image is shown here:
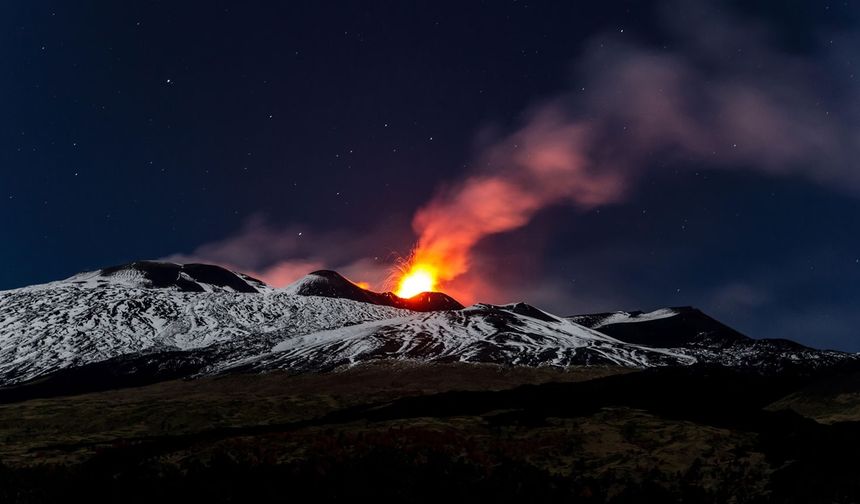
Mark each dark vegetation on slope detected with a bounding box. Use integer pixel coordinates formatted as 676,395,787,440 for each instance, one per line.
0,350,210,404
1,362,860,503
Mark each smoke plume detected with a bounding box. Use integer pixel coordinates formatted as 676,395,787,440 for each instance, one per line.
409,0,859,298
171,1,858,302
164,215,399,288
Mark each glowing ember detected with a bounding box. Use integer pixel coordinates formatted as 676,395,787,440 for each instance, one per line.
395,265,437,298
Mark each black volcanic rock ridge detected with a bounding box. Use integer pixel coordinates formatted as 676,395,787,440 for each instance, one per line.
289,270,464,311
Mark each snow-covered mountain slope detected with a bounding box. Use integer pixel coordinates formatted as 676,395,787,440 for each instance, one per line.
0,268,405,385
67,261,270,293
0,262,855,388
570,307,852,372
226,303,694,374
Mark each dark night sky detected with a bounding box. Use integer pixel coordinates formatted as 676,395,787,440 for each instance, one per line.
2,1,859,351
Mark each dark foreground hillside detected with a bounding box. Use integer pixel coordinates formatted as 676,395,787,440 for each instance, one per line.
1,362,860,503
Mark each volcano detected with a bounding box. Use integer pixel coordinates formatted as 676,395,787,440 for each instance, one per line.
2,260,860,502
0,260,854,397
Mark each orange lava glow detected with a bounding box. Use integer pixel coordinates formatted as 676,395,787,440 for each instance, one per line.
354,281,371,290
394,264,438,298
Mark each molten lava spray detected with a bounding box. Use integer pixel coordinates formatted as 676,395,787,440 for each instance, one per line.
394,264,437,298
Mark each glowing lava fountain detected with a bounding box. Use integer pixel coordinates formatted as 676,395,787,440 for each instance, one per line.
394,265,438,298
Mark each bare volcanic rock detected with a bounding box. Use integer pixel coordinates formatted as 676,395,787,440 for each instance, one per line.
285,270,464,312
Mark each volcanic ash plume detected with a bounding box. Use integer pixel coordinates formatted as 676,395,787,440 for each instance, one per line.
173,1,858,302
401,0,859,299
409,109,626,286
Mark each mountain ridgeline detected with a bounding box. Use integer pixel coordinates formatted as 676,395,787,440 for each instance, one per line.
0,260,854,397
